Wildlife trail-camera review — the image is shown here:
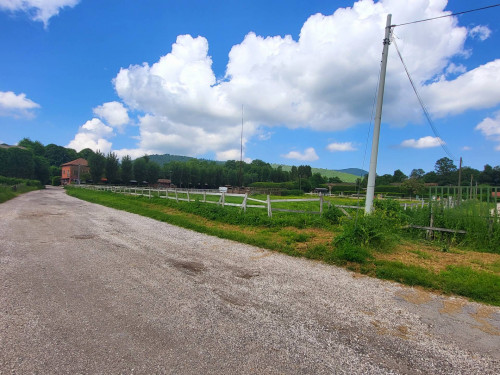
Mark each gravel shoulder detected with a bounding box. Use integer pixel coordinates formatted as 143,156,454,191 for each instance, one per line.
0,186,499,374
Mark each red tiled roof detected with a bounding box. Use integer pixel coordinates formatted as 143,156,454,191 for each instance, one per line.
61,158,88,167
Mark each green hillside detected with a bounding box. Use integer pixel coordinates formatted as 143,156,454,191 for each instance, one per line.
272,164,359,183
148,153,360,183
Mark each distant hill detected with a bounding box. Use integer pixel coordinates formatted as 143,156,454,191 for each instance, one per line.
149,153,224,166
149,153,362,183
272,164,360,183
335,168,368,177
149,154,195,165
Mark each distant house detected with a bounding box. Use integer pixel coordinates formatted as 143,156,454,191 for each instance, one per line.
61,158,90,185
157,179,172,188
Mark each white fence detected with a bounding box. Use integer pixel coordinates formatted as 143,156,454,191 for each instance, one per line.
76,185,365,217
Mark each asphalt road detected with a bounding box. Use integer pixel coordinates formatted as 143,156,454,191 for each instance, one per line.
1,186,499,374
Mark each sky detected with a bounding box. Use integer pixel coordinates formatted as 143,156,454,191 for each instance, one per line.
1,0,499,175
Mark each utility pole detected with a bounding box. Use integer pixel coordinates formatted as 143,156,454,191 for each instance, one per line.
365,14,392,214
238,105,244,188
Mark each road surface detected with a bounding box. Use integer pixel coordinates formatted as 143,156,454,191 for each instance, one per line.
1,186,499,374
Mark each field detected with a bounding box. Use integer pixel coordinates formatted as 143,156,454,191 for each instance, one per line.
66,187,500,306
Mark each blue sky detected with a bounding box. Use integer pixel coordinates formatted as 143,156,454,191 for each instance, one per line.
1,0,499,175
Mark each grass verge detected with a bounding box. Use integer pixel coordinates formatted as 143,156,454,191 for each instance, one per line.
66,187,500,306
0,179,43,203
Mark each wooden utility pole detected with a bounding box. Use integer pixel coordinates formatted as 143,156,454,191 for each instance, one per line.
365,14,392,214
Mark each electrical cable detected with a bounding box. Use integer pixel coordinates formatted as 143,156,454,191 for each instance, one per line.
392,36,457,161
392,4,500,28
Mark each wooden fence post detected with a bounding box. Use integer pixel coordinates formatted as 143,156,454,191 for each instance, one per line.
187,190,190,202
175,189,178,202
242,193,248,212
427,201,434,240
267,194,272,217
319,194,323,215
203,191,206,203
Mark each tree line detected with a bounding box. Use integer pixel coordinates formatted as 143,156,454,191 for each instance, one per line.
2,138,499,190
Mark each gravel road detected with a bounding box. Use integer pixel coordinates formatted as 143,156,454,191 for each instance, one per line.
1,186,499,374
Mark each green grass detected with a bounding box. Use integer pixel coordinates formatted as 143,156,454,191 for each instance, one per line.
0,182,42,203
66,187,500,306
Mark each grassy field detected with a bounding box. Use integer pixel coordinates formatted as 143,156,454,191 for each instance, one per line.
66,187,500,306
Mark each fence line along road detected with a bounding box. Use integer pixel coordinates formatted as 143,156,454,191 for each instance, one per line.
74,185,369,217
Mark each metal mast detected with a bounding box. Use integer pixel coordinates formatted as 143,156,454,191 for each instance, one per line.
365,14,393,214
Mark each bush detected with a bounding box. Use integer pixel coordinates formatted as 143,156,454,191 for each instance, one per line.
52,176,61,186
334,213,398,252
323,205,344,224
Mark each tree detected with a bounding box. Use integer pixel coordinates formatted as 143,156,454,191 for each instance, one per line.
88,150,106,183
45,144,77,166
297,165,312,178
392,169,407,183
105,152,119,183
121,155,133,183
410,168,425,179
78,148,95,160
18,138,45,156
376,174,392,186
33,156,50,184
401,178,424,196
6,147,34,179
133,157,148,183
146,162,160,184
435,157,457,175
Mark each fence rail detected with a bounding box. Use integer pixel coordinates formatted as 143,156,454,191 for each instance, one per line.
74,185,368,217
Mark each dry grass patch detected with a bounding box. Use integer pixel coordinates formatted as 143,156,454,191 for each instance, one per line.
375,242,500,275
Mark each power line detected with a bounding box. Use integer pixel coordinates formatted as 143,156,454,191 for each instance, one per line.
392,36,456,161
392,3,500,27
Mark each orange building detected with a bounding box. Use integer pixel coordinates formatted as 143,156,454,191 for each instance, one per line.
61,158,90,185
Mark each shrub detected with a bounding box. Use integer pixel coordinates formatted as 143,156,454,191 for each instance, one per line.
52,176,61,186
323,205,344,224
334,213,398,252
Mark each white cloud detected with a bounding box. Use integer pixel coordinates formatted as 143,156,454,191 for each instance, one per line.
424,60,500,117
282,147,319,161
0,0,79,27
215,149,251,163
461,146,471,151
469,25,491,41
326,142,356,152
66,118,113,153
475,112,500,150
445,63,466,76
0,90,40,118
93,101,130,130
400,136,443,149
69,0,499,159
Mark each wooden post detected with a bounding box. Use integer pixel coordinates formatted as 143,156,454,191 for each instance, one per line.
242,193,248,212
175,189,178,202
203,191,206,203
267,194,272,217
319,194,323,215
187,190,190,202
149,189,151,199
222,192,225,207
427,202,434,240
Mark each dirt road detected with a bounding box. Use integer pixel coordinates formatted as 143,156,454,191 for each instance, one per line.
1,186,499,374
